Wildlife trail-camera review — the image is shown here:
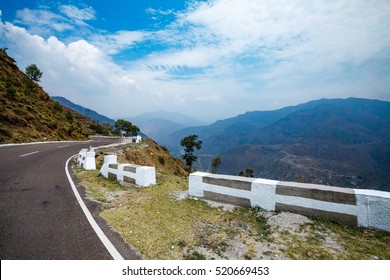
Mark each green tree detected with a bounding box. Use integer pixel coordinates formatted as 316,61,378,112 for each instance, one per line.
65,110,73,124
89,123,112,136
211,156,222,174
246,168,254,178
25,64,42,82
180,134,202,170
239,168,254,177
114,119,140,136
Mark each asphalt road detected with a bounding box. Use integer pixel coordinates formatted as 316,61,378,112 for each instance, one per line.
0,138,139,260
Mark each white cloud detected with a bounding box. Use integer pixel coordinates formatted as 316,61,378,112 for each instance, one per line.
1,1,390,122
14,8,73,33
90,30,146,55
194,95,221,102
59,5,95,21
13,5,96,36
144,47,218,69
0,21,149,117
145,7,174,16
158,0,390,72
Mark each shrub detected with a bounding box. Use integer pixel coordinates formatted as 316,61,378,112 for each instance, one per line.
158,155,165,165
6,85,16,98
53,102,63,113
184,250,206,260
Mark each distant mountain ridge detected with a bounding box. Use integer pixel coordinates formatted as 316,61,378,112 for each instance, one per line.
159,98,390,191
126,111,207,142
52,96,115,125
162,98,355,154
129,111,207,127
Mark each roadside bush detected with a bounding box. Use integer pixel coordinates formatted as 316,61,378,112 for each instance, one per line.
158,155,165,165
6,85,16,98
53,102,63,113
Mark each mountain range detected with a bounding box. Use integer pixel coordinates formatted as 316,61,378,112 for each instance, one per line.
51,96,115,125
125,111,207,141
50,96,208,141
159,98,390,191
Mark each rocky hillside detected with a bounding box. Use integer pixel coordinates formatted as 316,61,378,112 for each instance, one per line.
0,49,103,143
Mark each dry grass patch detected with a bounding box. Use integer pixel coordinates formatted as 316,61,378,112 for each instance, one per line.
74,166,274,259
272,218,390,260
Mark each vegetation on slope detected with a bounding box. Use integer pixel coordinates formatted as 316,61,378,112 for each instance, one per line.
0,49,104,143
95,138,188,176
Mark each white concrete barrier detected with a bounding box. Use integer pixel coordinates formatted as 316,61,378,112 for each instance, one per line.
77,147,96,170
189,172,390,232
90,135,142,143
100,155,156,187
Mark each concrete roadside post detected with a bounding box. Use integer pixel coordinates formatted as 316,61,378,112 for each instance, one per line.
77,147,96,170
85,146,96,170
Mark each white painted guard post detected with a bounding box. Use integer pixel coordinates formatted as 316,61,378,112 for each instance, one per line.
77,147,96,170
100,155,156,187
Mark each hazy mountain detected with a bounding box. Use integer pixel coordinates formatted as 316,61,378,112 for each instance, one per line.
52,96,115,125
131,118,186,141
162,98,342,154
129,111,207,127
249,98,390,145
160,98,390,191
126,111,207,143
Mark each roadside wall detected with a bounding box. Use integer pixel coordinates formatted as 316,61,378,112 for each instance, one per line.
77,148,96,170
89,135,142,143
100,155,156,187
189,172,390,232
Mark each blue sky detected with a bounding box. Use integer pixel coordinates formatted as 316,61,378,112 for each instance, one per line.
1,0,390,122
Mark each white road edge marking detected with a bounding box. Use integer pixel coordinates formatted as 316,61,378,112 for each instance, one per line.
57,145,70,149
65,155,124,260
19,151,39,157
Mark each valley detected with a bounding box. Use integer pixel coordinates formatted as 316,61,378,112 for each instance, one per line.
158,98,390,191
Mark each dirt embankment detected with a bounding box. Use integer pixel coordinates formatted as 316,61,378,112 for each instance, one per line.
95,138,188,176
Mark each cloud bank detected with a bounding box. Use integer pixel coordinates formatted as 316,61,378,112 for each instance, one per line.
1,0,389,122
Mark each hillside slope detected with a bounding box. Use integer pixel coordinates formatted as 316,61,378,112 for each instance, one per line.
95,138,188,176
162,98,343,155
52,96,115,125
0,49,101,143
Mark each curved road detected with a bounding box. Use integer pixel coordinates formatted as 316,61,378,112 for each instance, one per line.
0,138,138,260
